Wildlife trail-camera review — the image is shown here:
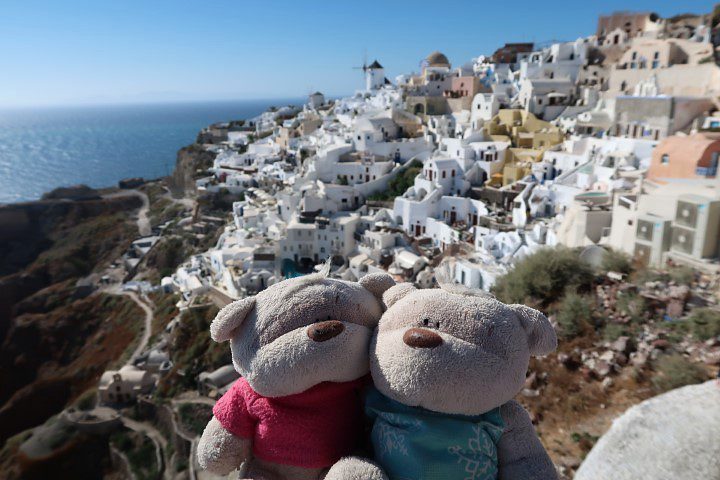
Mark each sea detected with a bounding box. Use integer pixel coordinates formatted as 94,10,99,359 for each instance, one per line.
0,99,302,204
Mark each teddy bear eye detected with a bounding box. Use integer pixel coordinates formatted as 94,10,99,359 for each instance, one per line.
422,318,430,327
435,321,441,329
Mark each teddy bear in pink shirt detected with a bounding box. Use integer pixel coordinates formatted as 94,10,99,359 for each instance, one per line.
197,266,394,480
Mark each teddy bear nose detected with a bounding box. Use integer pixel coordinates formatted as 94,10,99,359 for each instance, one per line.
403,328,443,349
307,320,344,342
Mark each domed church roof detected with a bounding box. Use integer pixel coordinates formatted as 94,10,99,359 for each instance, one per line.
426,51,450,67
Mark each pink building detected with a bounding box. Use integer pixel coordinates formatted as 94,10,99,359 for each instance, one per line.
444,76,481,99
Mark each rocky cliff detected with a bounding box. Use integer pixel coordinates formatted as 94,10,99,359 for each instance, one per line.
168,143,216,198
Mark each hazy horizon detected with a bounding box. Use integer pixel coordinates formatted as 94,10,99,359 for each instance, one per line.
1,0,713,108
0,95,316,111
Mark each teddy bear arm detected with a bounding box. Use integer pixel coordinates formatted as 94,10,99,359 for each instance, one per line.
197,416,252,475
497,401,558,480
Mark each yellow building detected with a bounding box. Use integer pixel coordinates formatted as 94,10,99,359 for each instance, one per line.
483,110,563,185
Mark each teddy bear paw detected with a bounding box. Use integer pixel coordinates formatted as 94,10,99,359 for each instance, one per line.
325,456,387,480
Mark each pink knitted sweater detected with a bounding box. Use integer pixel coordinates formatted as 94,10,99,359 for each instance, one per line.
213,377,366,468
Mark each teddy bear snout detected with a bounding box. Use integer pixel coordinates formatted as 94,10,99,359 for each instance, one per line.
307,320,345,342
403,328,443,349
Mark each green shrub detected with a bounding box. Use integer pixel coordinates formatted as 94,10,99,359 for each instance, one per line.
556,293,595,339
668,265,695,286
651,354,708,393
74,389,97,411
616,292,646,324
600,249,632,274
683,308,720,341
636,265,695,286
602,322,629,341
493,247,595,306
368,160,422,201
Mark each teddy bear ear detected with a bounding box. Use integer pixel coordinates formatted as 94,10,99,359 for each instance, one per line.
511,304,557,356
382,283,416,309
359,273,395,302
210,296,256,343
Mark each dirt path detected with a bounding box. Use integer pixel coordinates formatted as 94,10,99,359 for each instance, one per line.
121,416,172,480
104,189,151,236
112,290,154,365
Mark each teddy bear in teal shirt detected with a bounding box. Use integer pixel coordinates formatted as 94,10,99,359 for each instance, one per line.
363,282,559,480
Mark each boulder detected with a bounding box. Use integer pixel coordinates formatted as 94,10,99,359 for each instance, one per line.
575,380,720,480
610,336,632,354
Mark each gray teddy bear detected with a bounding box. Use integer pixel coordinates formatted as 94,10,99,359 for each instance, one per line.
362,282,559,480
196,268,394,479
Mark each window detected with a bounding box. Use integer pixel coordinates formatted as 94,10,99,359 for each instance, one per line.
442,171,446,178
661,154,669,165
697,152,719,177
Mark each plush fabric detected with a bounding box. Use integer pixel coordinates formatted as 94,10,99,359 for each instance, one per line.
211,296,256,342
235,321,373,398
366,386,505,480
360,273,398,302
374,286,551,415
371,284,558,479
198,271,396,479
497,401,558,480
221,274,390,397
197,417,252,475
325,456,388,480
214,377,367,468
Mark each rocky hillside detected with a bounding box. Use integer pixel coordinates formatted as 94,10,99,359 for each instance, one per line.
491,247,720,477
0,186,143,444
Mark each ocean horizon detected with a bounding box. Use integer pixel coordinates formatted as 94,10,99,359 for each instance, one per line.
0,98,303,204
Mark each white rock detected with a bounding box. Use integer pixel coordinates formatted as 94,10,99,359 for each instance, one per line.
575,380,720,480
601,377,614,390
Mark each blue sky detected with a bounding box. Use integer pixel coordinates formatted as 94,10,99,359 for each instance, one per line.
0,0,714,106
